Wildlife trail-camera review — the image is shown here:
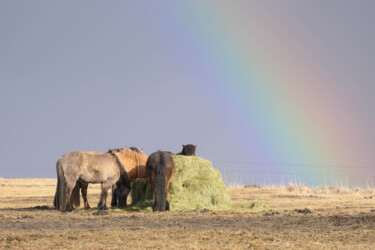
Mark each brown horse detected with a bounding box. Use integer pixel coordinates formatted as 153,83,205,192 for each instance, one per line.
177,144,197,156
109,148,148,207
54,150,132,212
146,151,175,212
71,147,144,209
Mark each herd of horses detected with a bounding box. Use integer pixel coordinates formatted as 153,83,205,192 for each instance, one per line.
54,144,197,212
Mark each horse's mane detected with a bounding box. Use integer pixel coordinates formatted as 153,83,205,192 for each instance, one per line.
108,148,146,161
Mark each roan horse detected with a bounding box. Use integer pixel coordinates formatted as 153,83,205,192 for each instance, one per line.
67,147,144,209
177,144,197,156
53,151,103,210
146,151,175,212
54,149,134,212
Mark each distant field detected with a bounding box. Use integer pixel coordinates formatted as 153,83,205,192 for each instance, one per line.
1,178,375,249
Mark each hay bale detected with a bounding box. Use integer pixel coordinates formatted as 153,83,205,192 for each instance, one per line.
130,155,231,211
169,155,231,210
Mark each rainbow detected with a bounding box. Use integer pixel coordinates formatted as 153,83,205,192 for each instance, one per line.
136,2,372,186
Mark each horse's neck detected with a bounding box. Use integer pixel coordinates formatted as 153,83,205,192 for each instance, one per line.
119,153,147,180
137,165,147,179
134,156,147,179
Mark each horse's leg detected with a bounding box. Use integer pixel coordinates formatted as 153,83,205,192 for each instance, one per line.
98,180,113,210
165,170,174,211
165,181,171,211
111,184,118,207
81,182,90,209
98,183,106,210
166,200,170,211
149,179,156,211
123,185,130,208
165,186,170,211
64,181,75,212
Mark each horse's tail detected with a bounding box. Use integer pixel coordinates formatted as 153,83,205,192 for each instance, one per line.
53,170,60,208
154,153,167,211
55,159,67,212
71,182,81,208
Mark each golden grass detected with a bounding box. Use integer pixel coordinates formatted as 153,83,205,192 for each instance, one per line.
250,183,375,195
1,178,375,249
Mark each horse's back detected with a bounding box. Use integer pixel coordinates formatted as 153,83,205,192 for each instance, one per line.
59,151,85,170
146,151,175,176
80,153,120,182
59,152,119,183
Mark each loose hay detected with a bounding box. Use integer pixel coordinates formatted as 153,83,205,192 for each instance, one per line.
131,155,232,211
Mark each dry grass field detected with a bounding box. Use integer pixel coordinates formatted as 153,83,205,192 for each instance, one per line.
1,178,375,249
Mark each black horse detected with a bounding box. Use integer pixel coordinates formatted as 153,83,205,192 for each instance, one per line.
146,151,175,212
177,144,197,156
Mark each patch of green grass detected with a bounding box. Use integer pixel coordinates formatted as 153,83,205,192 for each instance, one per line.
126,200,153,212
230,201,269,211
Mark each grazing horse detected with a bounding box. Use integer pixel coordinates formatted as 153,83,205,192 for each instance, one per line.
109,148,148,207
177,144,197,156
68,147,144,209
146,151,175,212
54,150,131,212
74,151,101,209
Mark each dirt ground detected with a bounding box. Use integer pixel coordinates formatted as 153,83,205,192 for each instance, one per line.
1,178,375,249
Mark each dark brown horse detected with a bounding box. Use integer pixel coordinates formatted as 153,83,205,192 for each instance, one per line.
177,144,196,156
54,150,131,212
146,151,175,212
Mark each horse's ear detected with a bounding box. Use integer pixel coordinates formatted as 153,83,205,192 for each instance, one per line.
194,145,197,148
182,144,185,147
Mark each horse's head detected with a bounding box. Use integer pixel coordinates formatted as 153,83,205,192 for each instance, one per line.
180,144,197,156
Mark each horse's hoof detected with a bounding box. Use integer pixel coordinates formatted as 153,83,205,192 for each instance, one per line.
103,206,108,210
166,201,170,211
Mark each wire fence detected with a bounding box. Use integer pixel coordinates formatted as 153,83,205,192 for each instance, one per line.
211,160,375,188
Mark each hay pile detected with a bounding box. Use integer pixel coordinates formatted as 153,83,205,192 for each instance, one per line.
131,155,231,211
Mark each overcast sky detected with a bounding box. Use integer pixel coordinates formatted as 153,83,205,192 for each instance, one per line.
1,1,375,187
